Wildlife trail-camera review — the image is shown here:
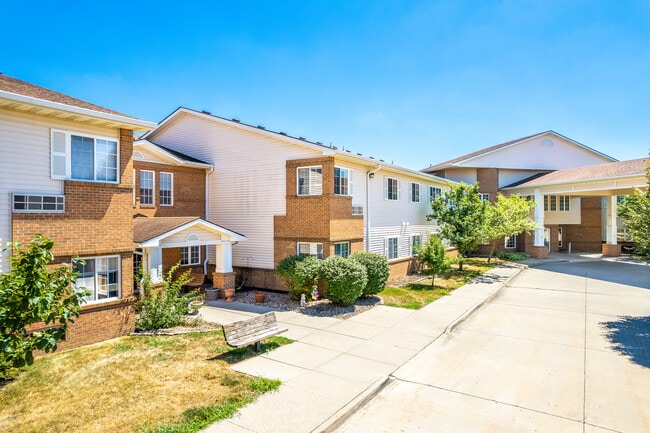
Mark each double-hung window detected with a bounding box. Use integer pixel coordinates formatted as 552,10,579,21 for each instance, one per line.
410,234,421,256
73,256,120,303
386,237,399,260
51,129,119,183
297,166,322,196
334,241,350,258
297,242,323,259
334,167,351,196
160,172,173,206
429,186,442,202
410,183,420,203
180,246,200,266
140,170,154,205
385,177,400,201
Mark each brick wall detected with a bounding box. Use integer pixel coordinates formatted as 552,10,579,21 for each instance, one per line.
133,161,206,218
565,196,603,252
477,168,499,202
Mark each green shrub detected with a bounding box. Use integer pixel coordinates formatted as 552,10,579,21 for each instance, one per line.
136,264,203,330
349,252,389,295
320,256,367,306
275,255,308,292
497,252,528,261
292,256,322,300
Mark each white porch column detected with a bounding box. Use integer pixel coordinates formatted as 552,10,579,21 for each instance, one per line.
533,188,545,247
214,241,233,273
148,247,163,283
605,195,618,245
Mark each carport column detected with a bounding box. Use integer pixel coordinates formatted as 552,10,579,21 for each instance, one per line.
213,241,236,290
603,195,621,256
531,188,548,259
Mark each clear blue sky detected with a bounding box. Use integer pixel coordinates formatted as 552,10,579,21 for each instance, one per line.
2,1,649,169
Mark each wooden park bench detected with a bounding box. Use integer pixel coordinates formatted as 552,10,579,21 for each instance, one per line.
222,312,287,352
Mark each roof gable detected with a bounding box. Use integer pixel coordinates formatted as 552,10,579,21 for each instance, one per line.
134,139,212,168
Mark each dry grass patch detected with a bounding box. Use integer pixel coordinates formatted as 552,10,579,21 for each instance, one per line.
382,258,500,309
0,331,290,433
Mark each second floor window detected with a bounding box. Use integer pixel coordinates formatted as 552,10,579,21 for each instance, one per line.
385,177,400,201
430,186,442,202
140,170,154,205
160,172,173,206
410,182,420,203
334,167,350,195
51,129,119,183
297,166,322,196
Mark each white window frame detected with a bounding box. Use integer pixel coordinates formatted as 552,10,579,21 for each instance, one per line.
386,237,399,260
559,195,570,212
12,193,65,213
180,245,201,266
297,166,323,196
351,205,364,216
297,242,323,259
159,172,173,206
334,166,352,196
505,235,516,249
479,193,490,202
385,177,401,201
334,241,350,258
73,255,121,303
410,234,422,256
140,170,155,206
50,129,120,183
429,186,442,202
410,182,420,203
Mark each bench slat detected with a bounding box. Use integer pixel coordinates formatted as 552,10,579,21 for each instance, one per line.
222,312,287,350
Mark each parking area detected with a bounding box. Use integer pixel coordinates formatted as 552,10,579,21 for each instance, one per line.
336,259,650,433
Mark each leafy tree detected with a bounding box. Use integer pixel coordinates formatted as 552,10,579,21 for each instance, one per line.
618,161,650,262
481,193,536,262
414,234,452,286
0,235,88,379
427,182,487,270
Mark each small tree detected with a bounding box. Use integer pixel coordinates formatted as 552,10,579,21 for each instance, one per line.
414,234,452,286
0,236,88,378
481,193,536,262
427,182,487,271
618,161,650,262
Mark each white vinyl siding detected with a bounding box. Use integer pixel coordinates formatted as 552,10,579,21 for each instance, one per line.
297,242,323,259
410,182,420,203
160,172,173,206
140,170,154,205
297,166,323,196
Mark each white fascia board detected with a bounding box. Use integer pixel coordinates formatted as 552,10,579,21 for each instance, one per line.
134,140,213,169
138,219,247,248
0,90,157,131
503,174,647,195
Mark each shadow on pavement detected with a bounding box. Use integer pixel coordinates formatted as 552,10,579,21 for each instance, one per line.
536,260,650,289
601,316,650,368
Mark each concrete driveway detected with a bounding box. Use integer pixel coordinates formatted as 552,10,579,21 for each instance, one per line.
335,259,650,433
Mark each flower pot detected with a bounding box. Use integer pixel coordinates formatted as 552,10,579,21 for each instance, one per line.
254,292,265,303
223,288,235,302
204,288,219,301
187,300,204,315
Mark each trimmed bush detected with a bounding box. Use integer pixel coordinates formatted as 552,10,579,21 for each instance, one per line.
292,256,322,300
275,255,308,292
497,252,528,261
320,256,367,306
349,252,389,295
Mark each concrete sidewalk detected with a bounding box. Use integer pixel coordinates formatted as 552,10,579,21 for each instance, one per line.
199,264,525,433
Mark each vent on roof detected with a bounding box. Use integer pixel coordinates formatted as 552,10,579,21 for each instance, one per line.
346,150,351,153
380,159,384,162
231,118,240,123
357,153,362,156
201,110,211,115
316,142,322,145
257,125,265,130
299,137,306,141
369,156,375,159
279,132,287,135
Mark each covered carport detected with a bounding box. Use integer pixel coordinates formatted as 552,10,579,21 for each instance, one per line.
502,158,648,258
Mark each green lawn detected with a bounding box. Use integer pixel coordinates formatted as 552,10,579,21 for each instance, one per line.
382,258,499,309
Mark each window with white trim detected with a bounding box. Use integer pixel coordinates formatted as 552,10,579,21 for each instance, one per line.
559,195,570,211
334,241,350,258
479,193,490,202
544,195,570,212
334,167,352,196
160,172,173,206
73,256,120,302
12,194,65,213
385,177,400,201
297,166,322,196
410,234,422,255
429,186,442,202
51,129,119,182
180,246,200,266
410,182,420,203
386,237,399,260
297,242,323,259
352,205,364,216
140,170,154,205
505,235,516,249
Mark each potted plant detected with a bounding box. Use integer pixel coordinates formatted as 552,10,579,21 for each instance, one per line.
187,299,204,315
223,288,235,302
254,292,265,303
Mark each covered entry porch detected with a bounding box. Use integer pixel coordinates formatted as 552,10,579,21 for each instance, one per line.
503,158,648,258
133,216,247,290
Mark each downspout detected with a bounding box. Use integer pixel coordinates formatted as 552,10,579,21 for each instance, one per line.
204,165,215,275
365,164,382,251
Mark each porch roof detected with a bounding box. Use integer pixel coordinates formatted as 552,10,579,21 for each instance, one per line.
134,216,246,248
